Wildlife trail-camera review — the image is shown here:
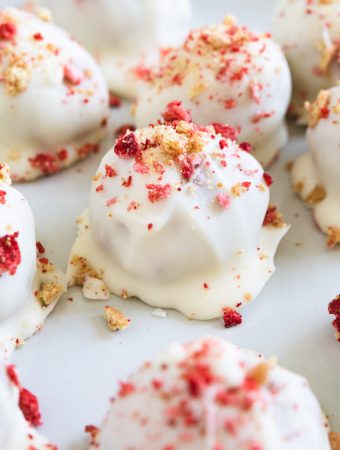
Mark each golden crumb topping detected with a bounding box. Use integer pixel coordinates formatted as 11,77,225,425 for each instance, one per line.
104,306,130,331
305,90,331,128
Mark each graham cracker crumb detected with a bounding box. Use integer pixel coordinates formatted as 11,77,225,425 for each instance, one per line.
327,227,340,248
330,432,340,450
247,361,273,385
305,90,330,128
69,255,103,285
104,306,130,331
305,185,326,205
37,282,63,306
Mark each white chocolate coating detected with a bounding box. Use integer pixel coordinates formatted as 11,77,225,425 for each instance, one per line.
273,0,340,124
68,122,288,319
37,0,191,98
0,164,66,356
135,18,291,167
0,7,109,181
91,337,331,450
291,86,340,247
0,363,52,450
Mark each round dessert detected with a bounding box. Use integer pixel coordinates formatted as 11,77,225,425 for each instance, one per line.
0,164,66,355
88,337,331,450
68,110,289,320
0,363,54,450
37,0,191,98
135,16,291,168
291,86,340,248
273,0,340,124
0,7,109,181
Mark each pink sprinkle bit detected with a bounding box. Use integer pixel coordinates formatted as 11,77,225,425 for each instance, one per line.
216,193,231,209
106,197,117,207
146,183,172,203
133,162,150,174
162,100,192,123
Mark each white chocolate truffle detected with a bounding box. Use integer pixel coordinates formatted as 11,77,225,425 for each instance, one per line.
89,337,331,450
135,17,291,168
273,0,340,124
68,114,288,320
0,164,66,355
0,363,53,450
291,86,340,248
37,0,191,98
0,7,109,181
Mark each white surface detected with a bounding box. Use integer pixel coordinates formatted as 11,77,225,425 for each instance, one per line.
4,1,339,449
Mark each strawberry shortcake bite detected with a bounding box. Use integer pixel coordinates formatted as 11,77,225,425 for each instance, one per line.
0,7,109,181
273,0,340,123
68,107,288,320
135,17,291,167
0,164,66,355
88,337,332,450
291,86,340,248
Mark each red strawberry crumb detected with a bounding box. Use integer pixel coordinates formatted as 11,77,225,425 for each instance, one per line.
109,94,122,108
78,143,99,158
223,308,243,328
104,164,117,178
147,223,153,231
0,232,21,276
328,295,340,342
263,172,273,187
162,100,192,123
19,388,42,427
63,65,82,85
203,283,209,289
216,193,231,209
85,424,99,439
263,205,278,226
36,242,45,254
114,132,140,159
122,175,133,188
118,382,135,398
57,148,68,161
242,181,251,189
96,184,104,193
146,183,172,203
29,153,59,175
6,365,20,387
0,190,6,204
212,123,239,141
0,22,16,40
181,158,194,181
239,142,252,153
133,163,150,174
33,32,43,41
106,197,117,207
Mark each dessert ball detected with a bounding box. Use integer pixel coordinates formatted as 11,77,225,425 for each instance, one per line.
273,0,340,124
89,337,331,450
291,86,340,248
135,17,291,167
37,0,191,98
0,363,53,450
0,164,66,355
0,7,109,181
68,111,288,320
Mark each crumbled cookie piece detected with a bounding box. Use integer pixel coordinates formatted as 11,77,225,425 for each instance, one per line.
327,227,340,249
104,306,130,331
306,90,330,128
37,282,63,306
69,255,103,285
330,432,340,450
